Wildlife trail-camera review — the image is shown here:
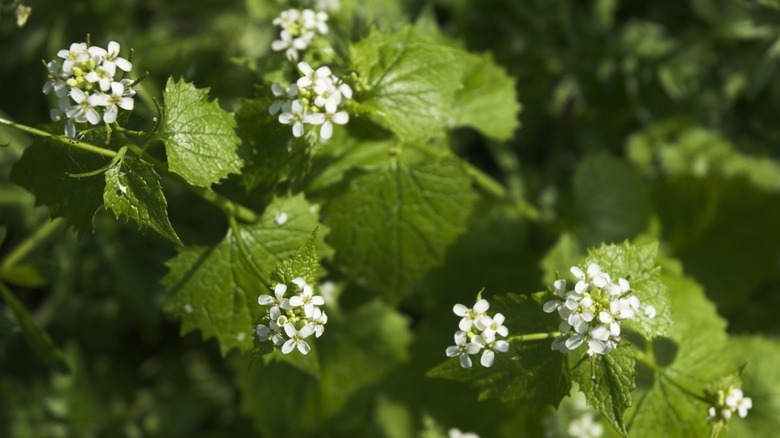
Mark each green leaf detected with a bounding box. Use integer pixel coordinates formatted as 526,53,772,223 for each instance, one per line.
451,53,521,141
9,138,107,236
0,282,69,373
349,27,469,143
727,336,780,438
585,241,671,340
569,344,636,436
235,94,310,191
163,194,329,355
269,229,321,287
573,154,652,246
158,77,243,188
104,156,181,245
428,292,570,409
325,155,477,302
626,255,730,437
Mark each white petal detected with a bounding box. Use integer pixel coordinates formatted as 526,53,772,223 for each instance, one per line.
542,300,560,313
496,326,509,337
103,105,118,123
114,57,132,72
292,122,304,137
453,331,467,345
332,111,349,124
446,346,460,357
281,339,296,354
459,355,473,368
304,113,325,125
118,97,134,111
587,263,602,277
466,343,481,355
311,296,325,306
588,339,607,355
299,324,314,338
289,296,303,307
570,266,585,280
258,294,274,305
283,323,296,338
480,350,495,367
70,88,87,103
292,277,306,289
452,304,468,317
85,108,101,125
494,340,509,352
565,335,584,350
318,122,335,141
297,61,313,76
458,318,472,332
473,299,489,313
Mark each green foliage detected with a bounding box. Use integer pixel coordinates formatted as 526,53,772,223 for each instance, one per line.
9,138,107,236
163,195,329,355
569,345,635,436
325,155,476,302
158,78,243,188
349,26,520,143
727,336,780,438
104,154,181,245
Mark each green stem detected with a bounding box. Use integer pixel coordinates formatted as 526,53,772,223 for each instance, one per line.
0,218,66,271
634,349,711,404
0,116,116,158
228,216,272,289
507,331,562,343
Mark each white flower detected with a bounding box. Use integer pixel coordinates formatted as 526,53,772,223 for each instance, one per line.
725,388,752,418
309,307,328,338
273,9,300,28
472,333,509,367
289,277,325,317
85,65,113,92
66,88,102,126
95,82,134,123
452,299,489,332
302,9,329,34
57,42,88,74
269,82,298,115
271,29,308,61
278,99,306,137
571,263,603,294
297,62,332,88
445,331,481,369
101,41,132,76
476,313,508,338
258,283,290,309
281,322,314,354
43,61,68,97
319,108,348,140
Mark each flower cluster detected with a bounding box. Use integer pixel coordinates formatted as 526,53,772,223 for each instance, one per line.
43,41,136,138
271,8,329,61
255,277,327,355
270,61,351,142
446,297,509,368
544,263,653,356
707,387,752,421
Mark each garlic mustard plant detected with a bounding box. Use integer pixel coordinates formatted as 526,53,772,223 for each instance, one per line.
544,263,641,356
255,277,327,355
43,40,136,138
447,296,509,368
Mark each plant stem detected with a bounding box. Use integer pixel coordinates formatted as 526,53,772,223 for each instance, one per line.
0,116,116,158
0,218,66,271
507,331,562,343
